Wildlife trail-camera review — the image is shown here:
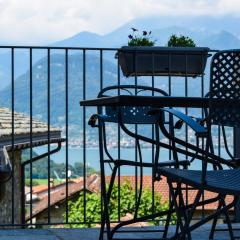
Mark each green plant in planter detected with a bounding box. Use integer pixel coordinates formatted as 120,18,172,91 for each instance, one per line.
128,28,155,46
167,34,196,47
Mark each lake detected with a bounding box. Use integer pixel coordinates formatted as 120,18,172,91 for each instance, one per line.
34,146,228,176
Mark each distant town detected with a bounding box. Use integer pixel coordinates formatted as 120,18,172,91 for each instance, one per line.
67,127,234,150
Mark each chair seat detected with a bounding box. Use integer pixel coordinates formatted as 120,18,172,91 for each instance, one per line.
158,168,240,196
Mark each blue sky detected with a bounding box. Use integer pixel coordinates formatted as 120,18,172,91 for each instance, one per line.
0,0,239,44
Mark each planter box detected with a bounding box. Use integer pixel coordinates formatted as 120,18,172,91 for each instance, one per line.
117,46,210,77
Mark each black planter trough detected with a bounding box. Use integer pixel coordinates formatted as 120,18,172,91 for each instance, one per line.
117,46,210,77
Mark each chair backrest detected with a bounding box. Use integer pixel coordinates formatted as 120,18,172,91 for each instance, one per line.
209,50,240,127
97,85,168,124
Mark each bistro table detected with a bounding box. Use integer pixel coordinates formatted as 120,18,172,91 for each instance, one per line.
80,94,240,168
80,95,237,108
80,94,240,161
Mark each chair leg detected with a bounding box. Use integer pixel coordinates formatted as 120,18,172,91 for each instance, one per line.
209,196,234,240
209,198,222,240
168,182,188,240
177,189,203,240
182,199,236,239
162,202,173,239
99,164,119,240
99,171,111,240
163,188,178,238
99,160,111,238
99,210,105,240
220,197,234,240
178,187,192,240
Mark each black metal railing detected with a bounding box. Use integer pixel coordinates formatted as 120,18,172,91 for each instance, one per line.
0,46,235,228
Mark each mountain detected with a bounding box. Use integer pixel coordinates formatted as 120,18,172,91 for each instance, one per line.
1,15,240,91
53,31,104,47
108,15,240,38
0,50,32,89
1,15,240,139
52,16,240,49
0,49,208,136
0,53,119,138
201,30,240,49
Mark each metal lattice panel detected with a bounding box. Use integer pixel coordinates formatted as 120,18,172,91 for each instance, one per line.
210,50,240,127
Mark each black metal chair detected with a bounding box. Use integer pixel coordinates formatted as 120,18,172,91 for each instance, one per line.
88,85,190,240
157,50,240,239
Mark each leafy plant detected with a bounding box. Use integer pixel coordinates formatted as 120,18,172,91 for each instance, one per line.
22,149,98,180
64,180,175,228
167,34,196,47
128,28,155,46
25,179,39,186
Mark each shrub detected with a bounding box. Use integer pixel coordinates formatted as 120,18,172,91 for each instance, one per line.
167,34,196,47
25,179,40,186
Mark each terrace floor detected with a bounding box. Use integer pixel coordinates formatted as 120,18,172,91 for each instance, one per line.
0,225,240,240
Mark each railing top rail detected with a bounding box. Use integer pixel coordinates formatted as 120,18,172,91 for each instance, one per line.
0,46,119,50
0,45,218,53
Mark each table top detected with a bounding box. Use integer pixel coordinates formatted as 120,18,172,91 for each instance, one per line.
80,95,239,108
80,95,211,108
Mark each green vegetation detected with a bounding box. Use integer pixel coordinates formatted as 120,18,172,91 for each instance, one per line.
25,179,40,186
128,28,155,46
167,34,196,47
22,149,98,180
65,181,175,228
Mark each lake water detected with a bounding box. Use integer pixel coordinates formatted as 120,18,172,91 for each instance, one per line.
34,146,227,176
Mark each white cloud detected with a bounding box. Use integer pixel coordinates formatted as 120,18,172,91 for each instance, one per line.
0,0,239,44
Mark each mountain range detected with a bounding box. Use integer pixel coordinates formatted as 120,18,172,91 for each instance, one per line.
54,15,240,48
1,15,240,85
0,15,239,139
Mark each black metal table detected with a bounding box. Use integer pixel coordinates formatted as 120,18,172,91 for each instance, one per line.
80,95,238,108
80,95,208,107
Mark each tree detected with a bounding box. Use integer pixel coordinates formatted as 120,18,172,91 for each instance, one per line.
65,180,175,228
22,149,97,180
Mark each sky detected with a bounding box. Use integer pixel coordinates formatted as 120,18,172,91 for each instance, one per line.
0,0,239,44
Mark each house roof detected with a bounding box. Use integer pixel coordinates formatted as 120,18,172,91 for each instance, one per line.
0,108,64,178
25,174,99,220
0,107,59,137
0,107,62,148
26,174,234,222
104,175,234,211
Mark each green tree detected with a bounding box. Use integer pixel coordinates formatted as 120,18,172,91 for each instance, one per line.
65,181,174,228
22,149,97,180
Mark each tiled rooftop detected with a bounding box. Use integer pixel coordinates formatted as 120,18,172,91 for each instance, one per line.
105,175,234,211
25,175,99,220
0,107,59,138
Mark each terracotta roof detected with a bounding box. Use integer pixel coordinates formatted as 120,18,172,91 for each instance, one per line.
26,174,99,220
26,174,234,221
32,185,49,194
101,175,234,211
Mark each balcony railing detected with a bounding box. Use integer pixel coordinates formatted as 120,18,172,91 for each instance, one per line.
0,46,237,228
